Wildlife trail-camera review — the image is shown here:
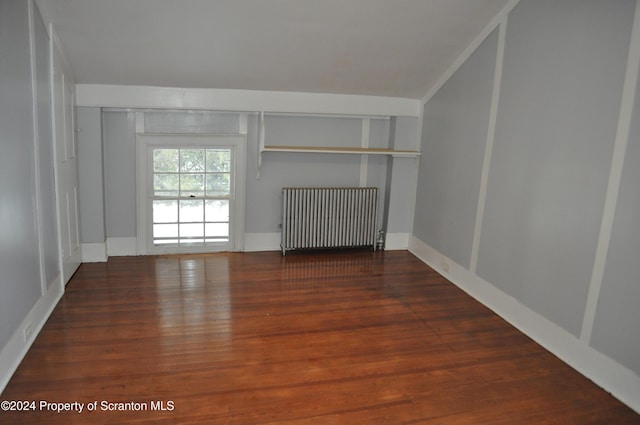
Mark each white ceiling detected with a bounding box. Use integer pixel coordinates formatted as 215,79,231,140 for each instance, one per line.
36,0,509,100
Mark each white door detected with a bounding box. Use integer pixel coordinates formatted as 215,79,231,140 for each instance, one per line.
52,48,81,284
137,134,246,254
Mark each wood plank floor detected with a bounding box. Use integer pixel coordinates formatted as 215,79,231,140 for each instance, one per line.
2,250,638,424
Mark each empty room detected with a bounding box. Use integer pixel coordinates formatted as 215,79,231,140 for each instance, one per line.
1,0,639,423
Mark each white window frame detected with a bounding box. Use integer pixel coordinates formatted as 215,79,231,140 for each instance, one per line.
136,134,246,254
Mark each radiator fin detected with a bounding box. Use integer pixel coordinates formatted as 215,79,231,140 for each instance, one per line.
281,187,378,254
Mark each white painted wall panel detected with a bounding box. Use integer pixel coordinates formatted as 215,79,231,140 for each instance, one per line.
77,107,105,243
100,111,378,241
247,115,363,234
386,117,419,235
34,3,59,287
368,119,390,229
264,115,362,149
476,0,634,336
414,29,498,268
103,111,137,238
102,110,242,241
144,110,239,134
76,84,420,117
591,68,640,375
0,0,42,348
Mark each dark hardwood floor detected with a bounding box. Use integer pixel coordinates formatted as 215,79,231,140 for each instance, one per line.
1,250,638,424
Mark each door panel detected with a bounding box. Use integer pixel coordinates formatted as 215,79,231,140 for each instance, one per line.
52,48,81,284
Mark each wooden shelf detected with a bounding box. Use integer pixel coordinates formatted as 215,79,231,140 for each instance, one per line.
262,145,421,157
255,111,420,179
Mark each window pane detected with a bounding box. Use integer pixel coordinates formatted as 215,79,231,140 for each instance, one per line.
154,224,178,245
205,223,229,240
180,149,205,172
206,149,230,172
180,223,204,241
179,199,203,222
180,174,204,197
154,149,179,172
206,173,230,196
150,144,235,250
205,200,229,222
153,200,178,223
154,173,179,196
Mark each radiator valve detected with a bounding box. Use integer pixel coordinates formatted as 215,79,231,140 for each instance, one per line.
376,230,385,251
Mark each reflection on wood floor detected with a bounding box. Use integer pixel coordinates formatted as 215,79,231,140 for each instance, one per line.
2,250,638,424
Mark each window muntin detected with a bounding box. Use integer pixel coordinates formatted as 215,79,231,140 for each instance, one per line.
151,148,232,246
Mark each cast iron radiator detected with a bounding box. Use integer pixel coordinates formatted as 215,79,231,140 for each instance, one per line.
281,187,378,255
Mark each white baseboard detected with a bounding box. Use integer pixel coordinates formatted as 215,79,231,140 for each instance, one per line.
408,235,640,414
244,233,280,252
0,277,63,394
102,232,405,255
82,238,137,261
106,237,137,256
384,232,409,250
97,235,280,256
244,232,410,253
82,242,107,262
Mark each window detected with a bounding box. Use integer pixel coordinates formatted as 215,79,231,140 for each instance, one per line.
137,135,245,254
152,148,231,245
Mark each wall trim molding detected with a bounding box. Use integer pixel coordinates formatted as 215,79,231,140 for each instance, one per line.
244,233,281,252
106,237,137,257
384,232,409,250
409,235,640,414
0,277,63,394
98,234,277,258
469,16,507,274
75,84,421,118
242,232,409,252
81,242,107,262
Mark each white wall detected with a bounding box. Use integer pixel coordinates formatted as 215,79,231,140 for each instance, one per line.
0,0,43,353
4,0,638,414
414,28,499,269
0,0,64,393
103,111,137,240
33,2,58,289
75,85,420,117
590,35,640,378
81,109,418,256
77,107,104,243
412,0,640,412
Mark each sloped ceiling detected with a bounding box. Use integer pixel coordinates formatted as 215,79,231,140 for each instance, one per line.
36,0,509,99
